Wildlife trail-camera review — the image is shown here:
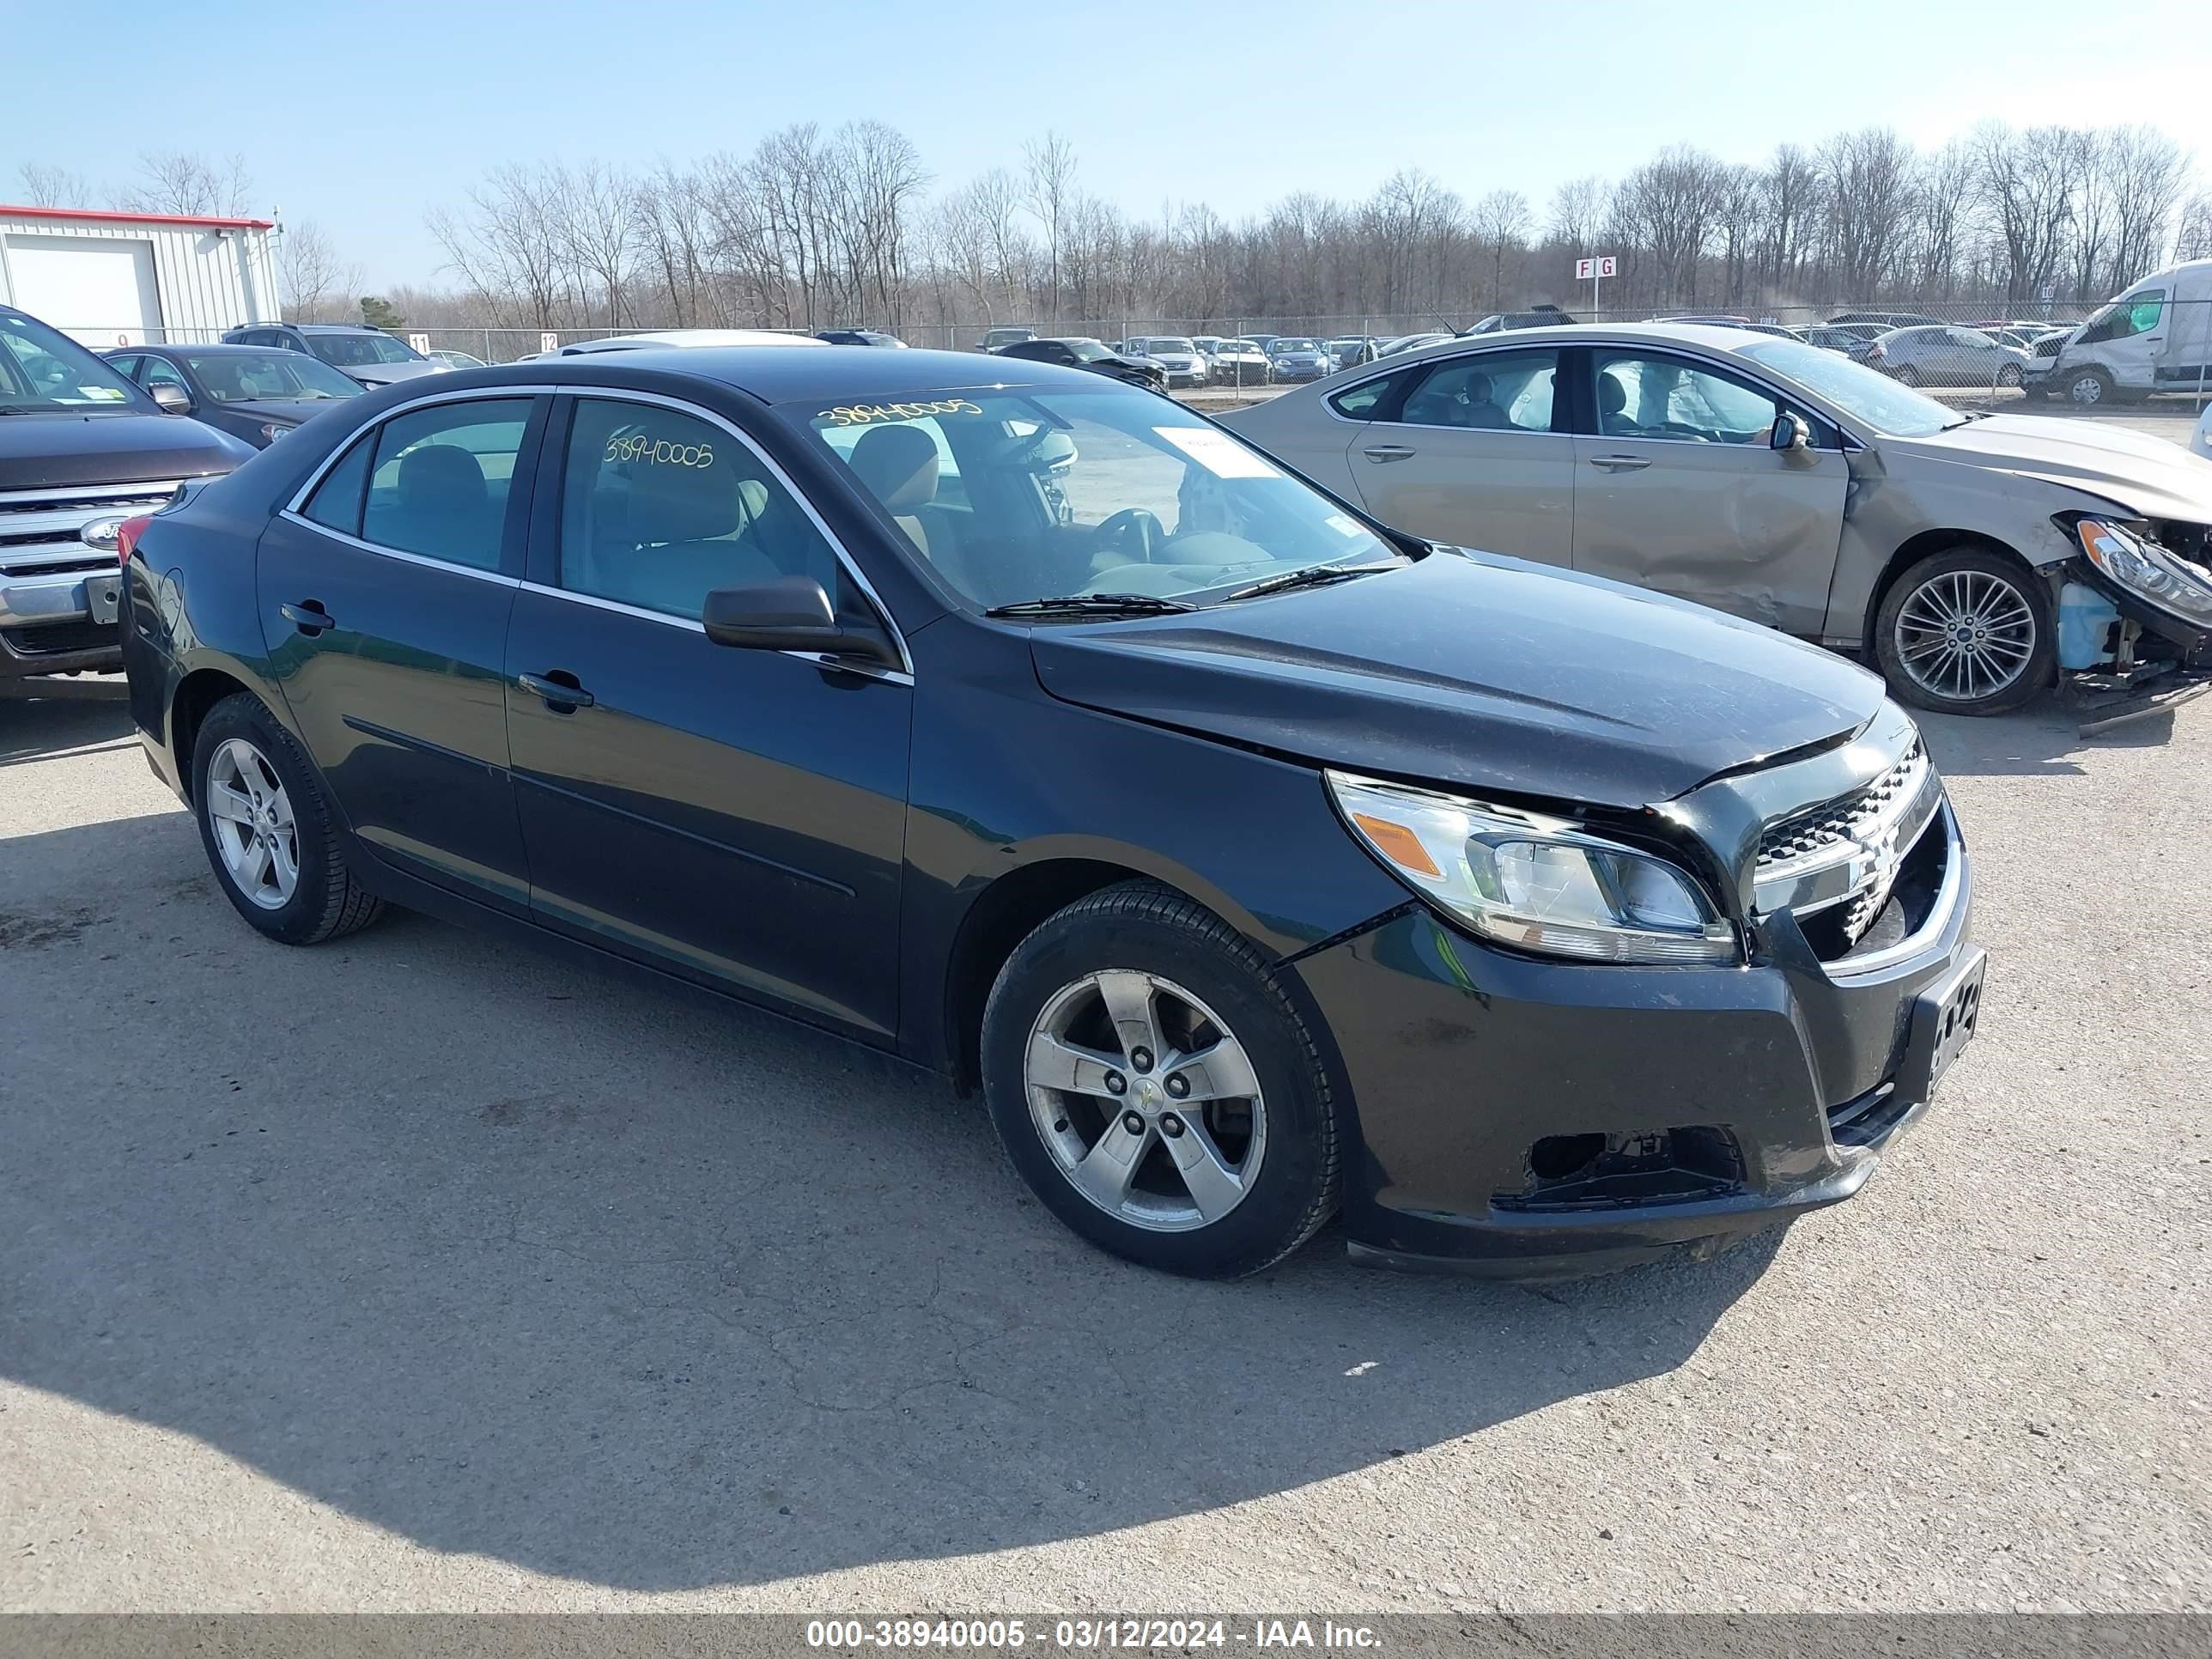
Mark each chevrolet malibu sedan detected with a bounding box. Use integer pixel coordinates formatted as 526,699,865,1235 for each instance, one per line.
121,347,1983,1279
1223,323,2212,715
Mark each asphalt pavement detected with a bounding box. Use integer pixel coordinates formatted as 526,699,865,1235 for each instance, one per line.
3,569,2208,1613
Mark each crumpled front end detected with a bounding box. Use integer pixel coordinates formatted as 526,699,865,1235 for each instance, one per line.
1288,702,1983,1278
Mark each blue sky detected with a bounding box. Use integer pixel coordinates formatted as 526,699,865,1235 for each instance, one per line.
6,0,2208,289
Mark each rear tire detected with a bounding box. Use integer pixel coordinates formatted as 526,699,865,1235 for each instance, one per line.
980,882,1342,1279
191,693,385,945
1874,547,2053,717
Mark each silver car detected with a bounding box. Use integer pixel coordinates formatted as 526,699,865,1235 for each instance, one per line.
1221,323,2212,716
1126,337,1210,388
1862,325,2032,390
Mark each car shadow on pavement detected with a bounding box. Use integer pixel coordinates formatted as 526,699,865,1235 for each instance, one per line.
1917,698,2183,778
4,811,1782,1592
0,689,136,769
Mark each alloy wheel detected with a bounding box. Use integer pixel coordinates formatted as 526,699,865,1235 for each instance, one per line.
1893,568,2038,705
205,738,300,909
1024,969,1267,1233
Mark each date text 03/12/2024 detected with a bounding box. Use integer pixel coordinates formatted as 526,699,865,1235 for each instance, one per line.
804,1619,1383,1650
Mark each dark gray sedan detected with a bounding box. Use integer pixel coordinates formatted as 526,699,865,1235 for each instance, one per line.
106,343,365,448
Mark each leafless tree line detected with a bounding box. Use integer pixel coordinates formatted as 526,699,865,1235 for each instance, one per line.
21,125,2212,339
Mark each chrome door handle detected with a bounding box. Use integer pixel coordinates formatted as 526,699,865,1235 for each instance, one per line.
1588,455,1651,471
520,671,594,711
1362,444,1416,463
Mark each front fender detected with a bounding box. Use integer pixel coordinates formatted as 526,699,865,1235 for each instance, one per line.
896,619,1410,1070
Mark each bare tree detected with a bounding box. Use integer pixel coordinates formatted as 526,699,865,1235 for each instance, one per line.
120,152,254,218
1820,128,1918,299
1468,190,1531,310
1910,140,1978,297
2101,125,2191,290
18,161,93,208
1616,147,1726,306
1758,143,1825,295
1023,132,1078,317
428,164,571,328
1712,165,1760,305
1975,123,2087,310
1546,177,1607,252
556,161,638,329
278,221,365,323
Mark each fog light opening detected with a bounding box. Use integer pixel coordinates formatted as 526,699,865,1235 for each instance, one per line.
1528,1133,1607,1182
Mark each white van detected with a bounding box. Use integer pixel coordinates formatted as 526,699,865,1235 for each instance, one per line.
2023,258,2212,407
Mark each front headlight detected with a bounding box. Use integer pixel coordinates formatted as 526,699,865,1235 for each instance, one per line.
1327,771,1740,966
2071,516,2212,623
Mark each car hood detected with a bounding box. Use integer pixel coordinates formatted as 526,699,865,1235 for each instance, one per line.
1887,413,2212,521
223,397,352,426
338,361,444,386
0,409,252,487
1027,550,1885,809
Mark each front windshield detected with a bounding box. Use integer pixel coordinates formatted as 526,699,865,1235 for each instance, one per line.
1273,338,1319,353
1740,338,1962,438
185,351,364,403
795,388,1401,611
1066,340,1115,362
307,331,418,368
0,310,144,410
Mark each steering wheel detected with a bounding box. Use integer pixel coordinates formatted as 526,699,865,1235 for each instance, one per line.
1095,507,1166,563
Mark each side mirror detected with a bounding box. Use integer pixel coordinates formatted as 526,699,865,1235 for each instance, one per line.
701,575,902,671
149,381,193,416
1770,411,1810,453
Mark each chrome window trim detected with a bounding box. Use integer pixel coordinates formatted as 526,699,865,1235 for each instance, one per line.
283,385,559,514
270,513,521,587
278,380,912,679
512,579,913,688
554,386,913,678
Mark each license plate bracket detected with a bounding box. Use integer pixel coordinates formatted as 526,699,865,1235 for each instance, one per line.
1901,947,1986,1101
82,573,122,626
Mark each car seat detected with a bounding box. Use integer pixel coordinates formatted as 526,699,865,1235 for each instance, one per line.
366,443,497,563
1597,374,1631,434
599,458,781,616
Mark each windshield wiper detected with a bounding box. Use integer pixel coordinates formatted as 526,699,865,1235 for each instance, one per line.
1225,561,1395,602
983,592,1197,618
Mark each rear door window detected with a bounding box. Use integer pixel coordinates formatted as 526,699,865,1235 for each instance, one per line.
1395,349,1560,433
359,398,533,569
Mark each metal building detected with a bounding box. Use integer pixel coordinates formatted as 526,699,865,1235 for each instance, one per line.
0,205,281,349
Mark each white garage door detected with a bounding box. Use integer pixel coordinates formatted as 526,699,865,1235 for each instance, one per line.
3,234,165,346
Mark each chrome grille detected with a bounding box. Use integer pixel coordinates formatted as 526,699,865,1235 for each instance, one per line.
0,480,180,566
1756,739,1927,872
1751,737,1944,946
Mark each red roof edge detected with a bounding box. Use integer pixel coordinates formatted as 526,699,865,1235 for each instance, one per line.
0,204,276,231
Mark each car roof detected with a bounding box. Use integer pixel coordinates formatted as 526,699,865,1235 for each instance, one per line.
129,342,303,356
440,344,1095,403
293,324,381,334
1382,320,1814,364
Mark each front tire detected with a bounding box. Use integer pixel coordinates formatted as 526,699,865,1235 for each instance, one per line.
1893,364,1922,387
1874,548,2053,717
2065,367,2114,407
1996,362,2023,389
980,882,1343,1278
191,693,385,945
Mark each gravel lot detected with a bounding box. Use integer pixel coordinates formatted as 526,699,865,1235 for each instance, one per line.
3,434,2209,1614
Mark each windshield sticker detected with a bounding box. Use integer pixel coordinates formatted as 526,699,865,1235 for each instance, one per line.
817,398,982,427
1153,425,1281,479
1324,513,1367,538
77,386,128,402
605,434,714,468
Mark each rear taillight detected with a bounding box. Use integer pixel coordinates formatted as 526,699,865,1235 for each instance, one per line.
116,514,154,568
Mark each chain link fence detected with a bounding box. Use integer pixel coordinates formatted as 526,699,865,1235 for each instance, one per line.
64,300,2212,417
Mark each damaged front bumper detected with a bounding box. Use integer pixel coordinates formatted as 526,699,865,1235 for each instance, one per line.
1289,787,1978,1280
